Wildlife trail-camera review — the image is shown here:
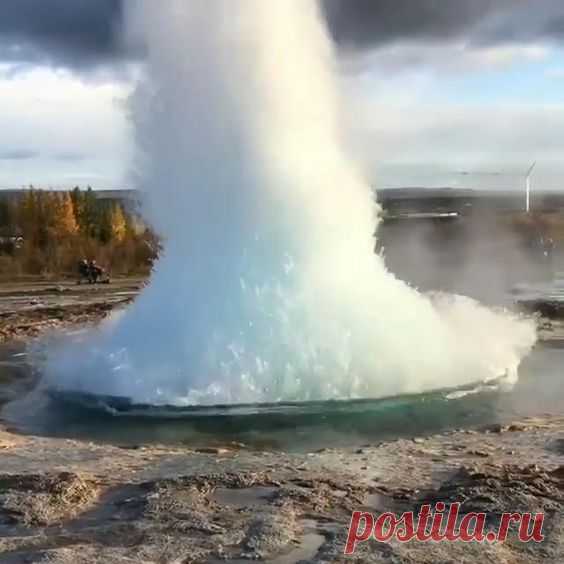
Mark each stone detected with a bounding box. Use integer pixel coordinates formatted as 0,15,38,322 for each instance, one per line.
195,447,232,455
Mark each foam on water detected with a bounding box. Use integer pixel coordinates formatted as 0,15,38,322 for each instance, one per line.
41,0,536,406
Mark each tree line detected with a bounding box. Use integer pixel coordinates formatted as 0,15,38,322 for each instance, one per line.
0,187,159,278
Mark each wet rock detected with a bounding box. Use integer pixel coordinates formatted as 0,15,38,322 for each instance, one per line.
229,441,247,449
481,423,505,434
550,466,564,481
242,505,297,560
422,463,564,516
467,449,491,458
195,446,232,455
507,423,529,432
451,444,466,452
548,438,564,455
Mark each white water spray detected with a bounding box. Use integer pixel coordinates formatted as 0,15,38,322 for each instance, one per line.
43,0,535,405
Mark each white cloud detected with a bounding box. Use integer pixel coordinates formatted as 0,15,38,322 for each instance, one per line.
0,37,559,194
341,41,550,76
344,76,564,190
336,39,564,190
0,66,133,188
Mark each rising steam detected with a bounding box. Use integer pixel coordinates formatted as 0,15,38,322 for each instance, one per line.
43,0,536,405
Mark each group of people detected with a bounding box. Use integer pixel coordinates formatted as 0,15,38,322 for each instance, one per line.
78,259,106,284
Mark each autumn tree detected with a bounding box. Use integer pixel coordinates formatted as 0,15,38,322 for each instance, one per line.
110,204,127,243
5,186,158,276
72,186,99,239
70,186,82,225
51,192,78,239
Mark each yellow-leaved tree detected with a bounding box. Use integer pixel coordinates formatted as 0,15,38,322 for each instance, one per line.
110,204,127,243
52,192,78,239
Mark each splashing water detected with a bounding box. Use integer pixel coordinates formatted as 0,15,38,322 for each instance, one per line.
42,0,536,406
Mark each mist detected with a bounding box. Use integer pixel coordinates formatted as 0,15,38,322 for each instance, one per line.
42,0,536,406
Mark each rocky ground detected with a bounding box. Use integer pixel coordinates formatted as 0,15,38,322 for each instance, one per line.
0,416,562,563
0,279,143,343
0,278,562,346
0,279,562,562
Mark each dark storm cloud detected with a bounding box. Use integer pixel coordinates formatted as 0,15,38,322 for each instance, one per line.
325,0,564,49
0,149,39,160
1,0,564,70
0,0,124,69
324,0,498,46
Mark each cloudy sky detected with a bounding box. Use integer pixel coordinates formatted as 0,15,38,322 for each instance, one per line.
0,0,563,190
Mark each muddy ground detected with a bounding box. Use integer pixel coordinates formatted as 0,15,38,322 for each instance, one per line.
0,416,563,563
0,279,562,562
0,278,143,343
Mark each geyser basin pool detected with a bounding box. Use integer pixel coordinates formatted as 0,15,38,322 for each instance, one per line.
42,384,504,450
47,377,502,419
3,345,562,452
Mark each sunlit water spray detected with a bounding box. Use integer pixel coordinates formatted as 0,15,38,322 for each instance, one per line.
42,0,536,406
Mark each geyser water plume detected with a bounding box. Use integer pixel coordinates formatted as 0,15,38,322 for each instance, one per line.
43,0,536,405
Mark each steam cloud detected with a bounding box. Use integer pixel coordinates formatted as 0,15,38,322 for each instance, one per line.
43,0,536,405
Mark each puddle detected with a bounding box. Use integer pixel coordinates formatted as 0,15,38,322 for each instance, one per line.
212,486,278,508
0,346,35,409
67,484,147,531
364,491,412,514
208,530,325,564
269,532,325,564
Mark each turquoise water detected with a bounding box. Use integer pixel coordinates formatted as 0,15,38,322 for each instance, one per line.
1,344,562,452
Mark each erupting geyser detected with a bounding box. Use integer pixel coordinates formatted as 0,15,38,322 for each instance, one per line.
43,0,536,405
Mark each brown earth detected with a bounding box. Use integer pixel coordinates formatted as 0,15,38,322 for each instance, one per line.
0,278,144,343
0,416,562,562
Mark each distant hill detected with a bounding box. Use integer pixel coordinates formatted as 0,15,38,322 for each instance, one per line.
2,187,563,216
0,188,137,202
0,189,139,213
377,188,564,215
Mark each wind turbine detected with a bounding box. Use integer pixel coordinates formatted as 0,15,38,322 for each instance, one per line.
525,161,536,213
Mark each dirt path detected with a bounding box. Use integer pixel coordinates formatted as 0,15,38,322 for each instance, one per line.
0,278,144,343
